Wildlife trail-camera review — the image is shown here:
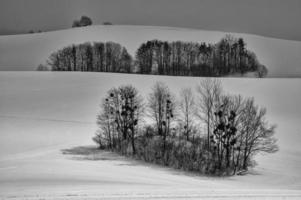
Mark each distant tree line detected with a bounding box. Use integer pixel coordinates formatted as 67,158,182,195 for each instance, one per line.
47,42,132,73
94,79,278,175
103,22,113,25
71,16,113,27
45,35,268,77
28,30,43,34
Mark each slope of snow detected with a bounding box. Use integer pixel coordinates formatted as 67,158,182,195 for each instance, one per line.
0,72,300,199
0,25,301,77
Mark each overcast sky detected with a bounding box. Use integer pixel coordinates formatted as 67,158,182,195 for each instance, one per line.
0,0,301,40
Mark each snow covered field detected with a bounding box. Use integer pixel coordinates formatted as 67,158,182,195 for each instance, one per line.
0,72,300,199
0,25,301,77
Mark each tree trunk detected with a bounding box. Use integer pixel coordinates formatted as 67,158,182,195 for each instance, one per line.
131,128,136,155
207,110,210,150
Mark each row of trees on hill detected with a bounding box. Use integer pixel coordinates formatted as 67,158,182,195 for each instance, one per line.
47,42,132,73
44,35,268,77
93,79,278,175
71,16,113,28
136,35,267,77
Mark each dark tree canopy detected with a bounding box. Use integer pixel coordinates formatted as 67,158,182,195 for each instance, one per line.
72,20,81,28
135,35,266,77
79,16,93,26
47,42,132,73
72,16,93,27
103,22,113,25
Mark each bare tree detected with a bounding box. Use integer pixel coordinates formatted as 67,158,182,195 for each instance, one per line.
196,78,222,150
117,85,144,154
211,94,244,172
92,130,104,149
148,82,176,155
178,88,195,141
239,98,278,170
97,88,119,149
98,85,144,154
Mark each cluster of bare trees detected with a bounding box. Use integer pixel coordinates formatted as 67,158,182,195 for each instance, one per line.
136,35,267,77
94,79,278,175
44,35,268,77
47,42,132,73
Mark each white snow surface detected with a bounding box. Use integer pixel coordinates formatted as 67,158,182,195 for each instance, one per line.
0,72,301,199
0,25,301,77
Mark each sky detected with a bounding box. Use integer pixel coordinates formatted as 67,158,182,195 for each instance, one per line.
0,0,301,41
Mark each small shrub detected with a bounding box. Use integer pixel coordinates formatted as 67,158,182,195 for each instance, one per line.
36,64,49,71
103,22,113,25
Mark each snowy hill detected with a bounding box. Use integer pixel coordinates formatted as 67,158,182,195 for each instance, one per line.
0,25,301,77
0,72,300,199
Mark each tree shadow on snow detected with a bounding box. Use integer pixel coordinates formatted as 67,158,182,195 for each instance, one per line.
61,146,258,180
61,146,126,161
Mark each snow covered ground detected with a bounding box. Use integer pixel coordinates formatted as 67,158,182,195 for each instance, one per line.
0,72,300,199
0,25,301,77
